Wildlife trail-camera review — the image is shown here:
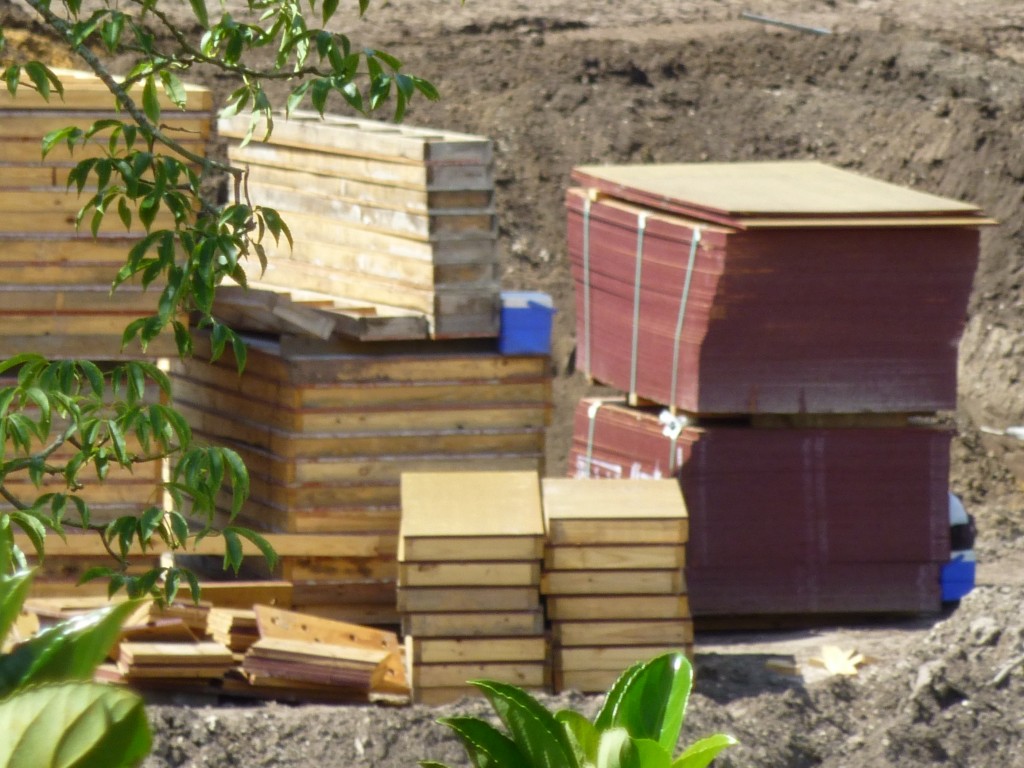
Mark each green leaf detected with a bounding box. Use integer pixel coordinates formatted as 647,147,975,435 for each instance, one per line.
138,506,165,545
0,682,151,768
321,0,339,25
595,652,693,754
437,716,525,768
670,734,739,768
142,76,160,124
189,0,209,28
0,599,141,695
23,61,58,101
473,680,577,768
225,526,276,571
0,570,34,644
221,527,243,574
5,64,21,97
9,512,45,562
158,71,187,109
595,729,651,768
557,710,600,767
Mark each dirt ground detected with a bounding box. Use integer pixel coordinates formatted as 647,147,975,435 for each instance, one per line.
5,0,1024,765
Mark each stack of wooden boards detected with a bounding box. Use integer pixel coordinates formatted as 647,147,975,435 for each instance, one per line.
541,478,692,692
566,161,989,617
0,68,211,359
171,331,550,624
398,472,548,704
28,592,412,703
217,111,500,341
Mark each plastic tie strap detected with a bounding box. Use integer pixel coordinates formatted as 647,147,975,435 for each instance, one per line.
659,409,689,474
629,212,649,396
669,227,702,411
584,399,606,477
581,195,594,377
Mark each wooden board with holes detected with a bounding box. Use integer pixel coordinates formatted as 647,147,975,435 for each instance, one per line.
219,111,492,165
541,569,686,596
411,661,547,689
399,471,544,554
545,595,690,621
401,610,544,638
396,586,539,613
545,544,686,571
398,561,540,588
552,619,694,647
407,636,547,664
541,478,688,545
228,141,493,191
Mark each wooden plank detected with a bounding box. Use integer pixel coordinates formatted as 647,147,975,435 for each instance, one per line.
571,161,982,221
546,595,690,621
541,569,686,596
0,207,180,233
238,163,493,213
554,645,690,672
1,68,213,111
174,581,293,609
408,636,546,664
411,662,546,688
220,111,492,164
279,557,397,581
0,333,177,359
398,561,540,588
255,605,401,652
552,620,693,647
0,112,209,139
400,471,544,539
545,519,688,547
0,138,206,163
545,545,686,571
229,141,493,191
401,610,544,638
397,586,538,613
119,640,233,666
398,535,544,563
543,478,687,521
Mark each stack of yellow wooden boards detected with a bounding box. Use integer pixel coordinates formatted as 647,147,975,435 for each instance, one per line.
217,111,499,341
171,332,550,624
541,478,693,692
0,68,211,359
397,472,548,704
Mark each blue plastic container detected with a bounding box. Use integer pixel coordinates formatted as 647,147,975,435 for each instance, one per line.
498,291,555,355
940,558,976,602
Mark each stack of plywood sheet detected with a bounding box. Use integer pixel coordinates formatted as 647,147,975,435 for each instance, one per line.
114,640,235,682
541,478,691,692
217,111,499,341
0,68,212,359
567,162,987,414
569,398,951,616
171,331,550,624
398,471,548,704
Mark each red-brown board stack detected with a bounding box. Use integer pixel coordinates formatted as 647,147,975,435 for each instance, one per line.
569,398,951,615
541,478,692,692
564,162,988,618
172,332,550,625
398,472,548,704
567,162,988,414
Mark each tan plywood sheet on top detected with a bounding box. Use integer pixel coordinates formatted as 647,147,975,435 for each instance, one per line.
400,471,543,538
542,478,687,522
573,161,981,218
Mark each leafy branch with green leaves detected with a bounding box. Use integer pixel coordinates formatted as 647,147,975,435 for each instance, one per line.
0,0,440,598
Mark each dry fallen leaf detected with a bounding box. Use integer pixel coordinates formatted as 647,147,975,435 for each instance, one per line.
809,645,866,676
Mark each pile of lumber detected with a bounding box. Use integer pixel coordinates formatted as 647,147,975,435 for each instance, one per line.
565,161,989,617
541,478,692,692
217,111,500,341
398,472,548,704
567,162,987,414
171,330,550,624
570,398,952,615
0,68,212,359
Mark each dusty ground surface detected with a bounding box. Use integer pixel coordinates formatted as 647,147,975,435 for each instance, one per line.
5,0,1024,765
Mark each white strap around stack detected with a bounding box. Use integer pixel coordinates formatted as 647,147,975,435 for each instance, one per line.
668,227,702,412
581,195,594,377
629,212,650,397
583,399,605,476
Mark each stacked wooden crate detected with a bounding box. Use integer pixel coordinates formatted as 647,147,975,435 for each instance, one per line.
398,472,548,704
541,478,692,692
217,111,500,340
172,332,550,624
0,68,211,359
566,161,989,617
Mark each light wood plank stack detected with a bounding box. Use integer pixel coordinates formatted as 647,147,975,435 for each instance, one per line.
217,111,500,341
171,331,550,624
398,471,548,704
541,478,692,693
0,68,212,359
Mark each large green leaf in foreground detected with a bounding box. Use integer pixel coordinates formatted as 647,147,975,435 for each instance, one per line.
0,682,151,768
